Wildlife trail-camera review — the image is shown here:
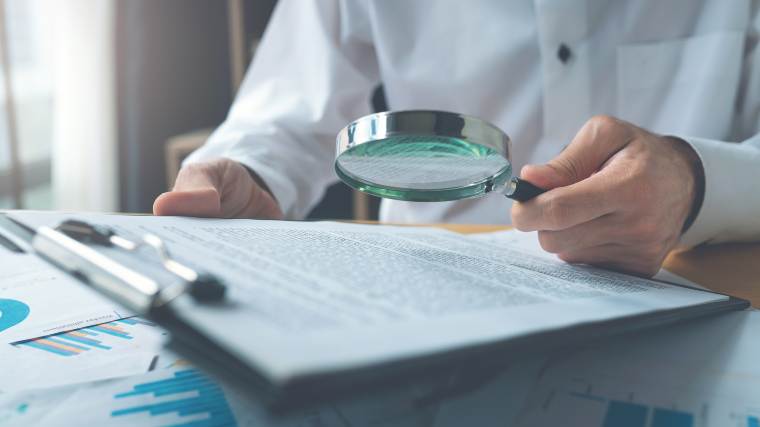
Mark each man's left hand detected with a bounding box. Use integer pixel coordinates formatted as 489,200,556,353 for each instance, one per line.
511,115,703,277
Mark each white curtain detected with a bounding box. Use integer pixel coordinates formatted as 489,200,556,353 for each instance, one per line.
51,0,117,211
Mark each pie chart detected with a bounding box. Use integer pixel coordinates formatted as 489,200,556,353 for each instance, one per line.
0,299,30,333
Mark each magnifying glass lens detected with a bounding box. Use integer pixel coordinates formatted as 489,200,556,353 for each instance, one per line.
335,135,511,201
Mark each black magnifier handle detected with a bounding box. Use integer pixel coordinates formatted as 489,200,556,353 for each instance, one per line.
504,177,547,202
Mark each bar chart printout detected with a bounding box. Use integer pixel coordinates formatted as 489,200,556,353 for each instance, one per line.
111,369,237,427
13,318,155,356
517,383,702,427
555,389,696,427
597,398,693,427
519,383,760,427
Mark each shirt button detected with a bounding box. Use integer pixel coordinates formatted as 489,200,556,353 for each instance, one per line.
557,43,572,63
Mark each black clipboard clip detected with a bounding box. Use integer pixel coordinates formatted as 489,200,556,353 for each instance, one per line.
31,219,225,314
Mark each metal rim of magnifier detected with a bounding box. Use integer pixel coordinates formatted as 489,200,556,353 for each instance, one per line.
335,110,513,199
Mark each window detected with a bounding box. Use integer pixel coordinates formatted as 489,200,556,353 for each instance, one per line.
0,0,54,209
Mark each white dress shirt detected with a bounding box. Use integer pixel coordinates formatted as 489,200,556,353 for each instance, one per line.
187,0,760,247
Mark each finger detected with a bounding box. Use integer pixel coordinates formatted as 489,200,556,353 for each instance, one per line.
511,168,621,231
536,213,623,254
172,163,222,192
155,161,226,217
520,115,635,190
153,188,221,217
557,244,663,277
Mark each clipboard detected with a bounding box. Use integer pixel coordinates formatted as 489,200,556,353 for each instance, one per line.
0,212,750,414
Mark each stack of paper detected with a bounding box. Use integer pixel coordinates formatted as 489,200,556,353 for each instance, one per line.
6,211,729,391
3,310,759,426
0,211,755,427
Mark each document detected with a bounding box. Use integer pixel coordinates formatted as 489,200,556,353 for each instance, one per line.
0,252,131,344
514,310,760,427
6,311,760,427
0,317,166,393
432,356,546,427
0,366,424,427
470,229,708,289
8,212,728,384
0,368,247,427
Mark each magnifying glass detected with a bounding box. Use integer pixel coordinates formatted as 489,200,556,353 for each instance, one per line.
335,110,546,202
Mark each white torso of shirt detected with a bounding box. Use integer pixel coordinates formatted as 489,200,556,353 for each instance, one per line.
189,0,755,226
367,0,749,224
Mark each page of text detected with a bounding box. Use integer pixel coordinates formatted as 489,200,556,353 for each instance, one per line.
9,212,726,381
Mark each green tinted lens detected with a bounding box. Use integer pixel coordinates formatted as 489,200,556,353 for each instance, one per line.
335,135,511,202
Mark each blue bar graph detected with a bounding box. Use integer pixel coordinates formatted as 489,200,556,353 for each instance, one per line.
117,318,155,326
602,401,648,427
596,399,694,427
748,416,759,427
111,369,237,427
651,408,693,427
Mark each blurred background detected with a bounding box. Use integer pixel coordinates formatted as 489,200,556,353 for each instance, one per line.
0,0,381,219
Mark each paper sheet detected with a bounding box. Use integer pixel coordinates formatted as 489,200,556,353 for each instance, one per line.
0,367,431,427
0,252,131,344
431,356,546,427
4,308,760,427
0,317,166,393
0,368,244,427
8,212,727,382
514,310,760,427
470,229,707,289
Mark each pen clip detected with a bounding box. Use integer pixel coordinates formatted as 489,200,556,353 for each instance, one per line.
33,225,161,313
54,219,226,304
33,219,226,312
140,234,226,302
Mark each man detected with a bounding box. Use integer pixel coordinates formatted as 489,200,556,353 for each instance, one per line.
154,0,760,276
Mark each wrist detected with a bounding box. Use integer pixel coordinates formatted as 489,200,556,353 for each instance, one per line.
664,136,705,233
240,163,279,205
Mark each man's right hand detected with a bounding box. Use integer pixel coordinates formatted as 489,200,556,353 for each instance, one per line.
153,158,283,219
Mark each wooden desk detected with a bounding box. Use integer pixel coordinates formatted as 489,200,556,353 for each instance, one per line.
400,223,760,308
664,243,760,308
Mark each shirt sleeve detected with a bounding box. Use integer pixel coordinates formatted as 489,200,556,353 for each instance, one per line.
679,136,760,246
679,6,760,246
183,0,379,219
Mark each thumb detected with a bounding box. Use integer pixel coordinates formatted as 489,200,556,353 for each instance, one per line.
520,115,634,190
153,188,221,217
153,162,223,217
519,162,579,191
